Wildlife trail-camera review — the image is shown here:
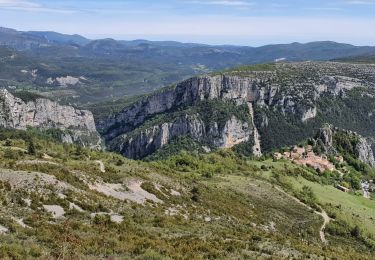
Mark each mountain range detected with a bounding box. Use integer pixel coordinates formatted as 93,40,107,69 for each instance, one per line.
3,27,375,62
1,27,375,106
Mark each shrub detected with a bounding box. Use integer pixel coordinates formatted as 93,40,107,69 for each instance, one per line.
27,140,36,155
191,187,201,202
351,225,361,238
3,149,19,160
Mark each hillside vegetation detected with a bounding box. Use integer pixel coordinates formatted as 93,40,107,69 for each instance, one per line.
0,128,374,259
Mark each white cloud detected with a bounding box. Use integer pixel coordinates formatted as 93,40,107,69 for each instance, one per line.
0,0,77,14
189,0,255,6
0,0,38,7
345,0,375,5
304,7,343,11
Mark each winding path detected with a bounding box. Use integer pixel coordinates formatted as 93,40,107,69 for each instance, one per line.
315,208,330,243
275,186,331,243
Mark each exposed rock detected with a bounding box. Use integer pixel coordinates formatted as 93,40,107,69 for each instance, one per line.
0,89,102,148
301,107,317,122
356,138,375,168
12,218,30,228
100,62,374,159
0,225,8,234
219,116,251,148
69,202,84,212
315,124,336,154
99,75,280,140
110,214,124,223
109,114,253,159
87,180,163,204
315,124,375,168
248,102,262,157
46,76,85,87
0,168,76,192
43,205,65,219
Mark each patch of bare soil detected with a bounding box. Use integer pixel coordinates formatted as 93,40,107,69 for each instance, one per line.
88,180,163,204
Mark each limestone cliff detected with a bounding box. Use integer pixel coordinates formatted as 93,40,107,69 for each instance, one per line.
0,89,102,148
314,124,375,168
100,62,375,159
108,114,253,159
356,138,375,169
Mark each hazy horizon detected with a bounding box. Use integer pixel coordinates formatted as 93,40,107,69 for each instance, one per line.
1,0,375,46
3,25,375,48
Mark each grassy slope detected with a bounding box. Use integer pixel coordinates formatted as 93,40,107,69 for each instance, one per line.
0,129,374,258
251,158,375,250
291,176,375,236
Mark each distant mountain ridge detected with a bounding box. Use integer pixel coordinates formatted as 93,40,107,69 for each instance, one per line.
26,31,91,46
1,27,375,62
2,26,375,106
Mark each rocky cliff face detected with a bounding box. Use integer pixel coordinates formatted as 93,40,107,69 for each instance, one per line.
315,124,375,168
315,125,336,154
109,114,253,159
0,89,102,148
100,62,375,159
355,138,375,168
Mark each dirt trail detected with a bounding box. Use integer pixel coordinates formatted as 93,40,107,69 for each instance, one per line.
275,186,330,243
315,209,330,243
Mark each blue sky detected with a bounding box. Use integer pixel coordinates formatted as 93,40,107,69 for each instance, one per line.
1,0,375,46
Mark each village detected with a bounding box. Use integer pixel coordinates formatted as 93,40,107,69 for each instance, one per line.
273,145,342,172
274,145,374,199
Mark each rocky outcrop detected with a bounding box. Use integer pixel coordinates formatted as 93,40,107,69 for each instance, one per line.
109,114,253,159
0,89,101,148
100,62,372,159
315,124,336,154
301,107,317,122
315,124,375,168
100,71,357,138
99,75,277,140
46,76,86,87
356,138,375,168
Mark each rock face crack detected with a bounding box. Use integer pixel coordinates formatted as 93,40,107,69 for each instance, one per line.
247,102,262,157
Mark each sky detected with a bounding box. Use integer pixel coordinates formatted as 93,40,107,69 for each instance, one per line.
1,0,375,46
